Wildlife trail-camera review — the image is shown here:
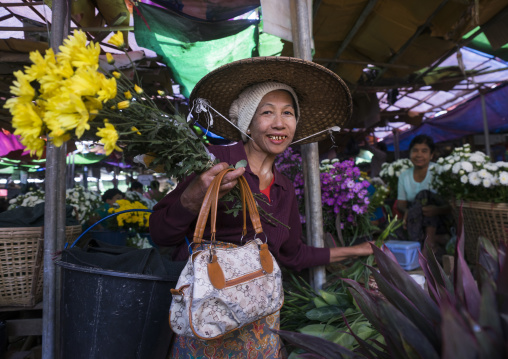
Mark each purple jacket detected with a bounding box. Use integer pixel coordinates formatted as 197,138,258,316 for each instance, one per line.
149,142,330,271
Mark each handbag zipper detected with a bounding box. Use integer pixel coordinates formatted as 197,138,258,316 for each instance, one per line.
224,269,266,288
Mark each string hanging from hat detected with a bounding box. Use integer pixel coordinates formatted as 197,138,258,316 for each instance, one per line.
190,98,341,145
191,98,254,142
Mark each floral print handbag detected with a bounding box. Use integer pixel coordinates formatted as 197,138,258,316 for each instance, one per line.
169,169,284,340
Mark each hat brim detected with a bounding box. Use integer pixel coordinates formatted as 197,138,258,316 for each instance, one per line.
190,56,352,145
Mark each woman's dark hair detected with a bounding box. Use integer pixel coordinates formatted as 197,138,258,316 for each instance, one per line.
409,134,435,153
149,180,160,190
102,188,123,202
129,181,144,191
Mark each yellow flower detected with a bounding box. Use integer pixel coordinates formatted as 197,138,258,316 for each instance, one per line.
133,85,143,94
9,70,36,100
65,66,101,97
124,91,133,100
10,102,46,157
57,30,100,69
112,71,121,79
96,122,122,155
51,132,71,147
96,76,117,102
108,31,125,48
106,53,115,64
22,137,46,158
131,126,141,135
44,92,90,138
84,97,103,116
111,100,130,110
25,48,56,81
157,90,165,96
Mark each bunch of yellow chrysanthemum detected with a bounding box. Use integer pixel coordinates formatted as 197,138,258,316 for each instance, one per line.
4,30,121,157
108,199,150,231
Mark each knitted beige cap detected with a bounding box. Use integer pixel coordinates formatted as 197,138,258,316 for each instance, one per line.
229,82,300,142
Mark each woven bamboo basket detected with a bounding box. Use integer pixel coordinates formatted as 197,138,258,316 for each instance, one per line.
0,225,82,307
452,200,508,264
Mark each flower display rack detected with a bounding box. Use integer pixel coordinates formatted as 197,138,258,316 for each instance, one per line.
0,225,82,307
453,200,508,263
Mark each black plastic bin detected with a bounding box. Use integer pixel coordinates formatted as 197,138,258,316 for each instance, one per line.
56,244,184,359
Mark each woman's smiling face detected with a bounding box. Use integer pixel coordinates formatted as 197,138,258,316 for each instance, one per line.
410,142,433,168
246,90,297,156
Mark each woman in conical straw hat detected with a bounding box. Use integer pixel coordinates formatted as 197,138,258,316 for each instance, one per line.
150,57,373,358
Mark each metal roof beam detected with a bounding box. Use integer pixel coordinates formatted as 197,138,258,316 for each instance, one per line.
0,2,46,7
0,25,134,32
414,5,508,83
372,0,450,85
315,57,415,69
328,0,378,71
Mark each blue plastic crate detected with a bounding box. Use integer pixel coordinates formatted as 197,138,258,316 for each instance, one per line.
384,240,421,271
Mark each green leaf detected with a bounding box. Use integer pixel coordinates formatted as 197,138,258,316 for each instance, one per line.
319,290,340,306
313,297,328,308
235,159,247,169
306,306,343,322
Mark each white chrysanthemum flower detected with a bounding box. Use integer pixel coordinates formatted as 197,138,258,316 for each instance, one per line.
470,153,486,163
483,178,492,188
395,171,401,177
469,172,481,186
459,169,465,175
388,167,394,176
499,171,508,185
437,158,444,164
485,163,498,171
478,169,491,179
461,161,473,173
461,175,468,184
452,163,462,174
443,164,452,171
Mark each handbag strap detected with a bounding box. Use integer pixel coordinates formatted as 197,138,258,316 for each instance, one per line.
192,168,263,244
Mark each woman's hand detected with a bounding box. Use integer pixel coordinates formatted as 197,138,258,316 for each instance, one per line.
329,241,374,263
180,162,246,214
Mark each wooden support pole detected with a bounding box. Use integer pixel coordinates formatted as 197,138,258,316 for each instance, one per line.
42,1,69,358
291,0,326,291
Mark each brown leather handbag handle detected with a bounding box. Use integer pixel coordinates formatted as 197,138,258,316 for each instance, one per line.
192,168,263,244
211,174,263,239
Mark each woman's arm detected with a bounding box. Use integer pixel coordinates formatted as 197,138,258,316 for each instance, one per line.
330,242,373,262
149,162,245,246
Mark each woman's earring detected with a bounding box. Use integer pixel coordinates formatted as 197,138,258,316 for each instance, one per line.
247,129,251,134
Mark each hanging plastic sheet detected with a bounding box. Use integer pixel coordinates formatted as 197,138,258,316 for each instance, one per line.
133,2,282,98
144,0,260,21
382,84,508,151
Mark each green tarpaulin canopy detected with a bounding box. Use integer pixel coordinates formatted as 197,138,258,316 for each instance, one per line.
134,2,282,98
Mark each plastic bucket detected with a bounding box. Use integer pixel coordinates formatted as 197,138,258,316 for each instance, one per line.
56,260,176,359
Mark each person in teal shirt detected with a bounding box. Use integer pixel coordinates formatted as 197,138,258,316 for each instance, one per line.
396,135,452,259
